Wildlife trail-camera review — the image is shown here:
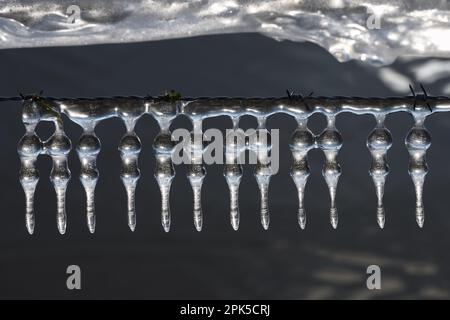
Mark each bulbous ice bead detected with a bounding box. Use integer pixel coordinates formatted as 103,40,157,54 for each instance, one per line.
153,132,175,154
224,164,243,180
121,162,140,180
119,134,141,155
290,128,314,151
187,164,206,180
225,130,246,153
409,161,428,176
246,129,272,151
18,134,42,157
47,134,71,156
291,160,310,177
367,128,392,151
189,131,207,149
405,127,431,150
50,165,71,184
317,129,343,150
80,166,99,181
370,161,389,177
77,134,101,157
323,162,341,177
19,165,39,184
254,163,272,178
22,100,42,125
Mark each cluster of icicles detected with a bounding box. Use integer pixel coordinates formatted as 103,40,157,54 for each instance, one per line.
17,93,449,234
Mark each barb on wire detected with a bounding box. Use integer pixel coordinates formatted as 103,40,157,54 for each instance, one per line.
409,84,433,113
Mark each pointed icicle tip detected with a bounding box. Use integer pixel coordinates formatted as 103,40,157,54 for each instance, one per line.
128,214,136,232
377,207,385,229
87,215,96,234
298,208,306,230
416,207,425,228
193,206,203,232
57,218,66,235
231,216,239,231
261,216,269,230
194,217,202,232
162,218,170,233
330,208,338,229
26,214,35,235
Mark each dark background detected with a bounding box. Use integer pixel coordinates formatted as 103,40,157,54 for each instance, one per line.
1,33,450,299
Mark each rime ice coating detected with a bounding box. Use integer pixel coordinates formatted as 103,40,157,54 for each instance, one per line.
19,95,449,233
1,1,450,65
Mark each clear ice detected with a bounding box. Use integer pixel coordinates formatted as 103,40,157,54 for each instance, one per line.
18,94,450,233
1,1,450,65
367,114,392,228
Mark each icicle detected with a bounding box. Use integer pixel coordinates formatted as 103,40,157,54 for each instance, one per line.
405,111,431,228
46,119,71,234
118,118,141,232
317,115,342,229
153,124,175,233
367,114,392,228
18,99,44,234
289,117,314,229
187,120,206,231
224,117,243,231
251,117,273,230
76,124,101,234
18,132,42,235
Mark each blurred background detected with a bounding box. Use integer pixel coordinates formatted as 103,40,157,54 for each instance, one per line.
1,33,450,299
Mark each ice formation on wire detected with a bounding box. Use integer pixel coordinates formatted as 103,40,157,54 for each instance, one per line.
17,92,450,233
